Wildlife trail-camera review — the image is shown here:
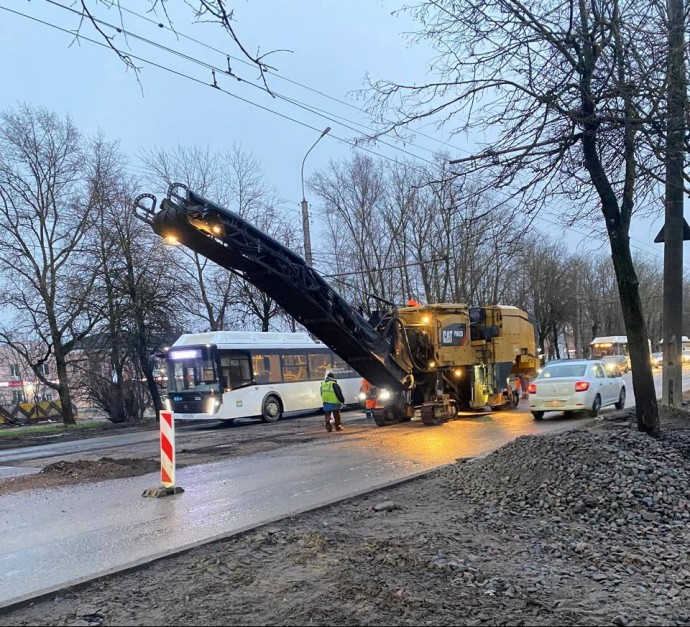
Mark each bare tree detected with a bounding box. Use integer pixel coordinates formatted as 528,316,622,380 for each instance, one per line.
311,155,398,303
311,154,527,311
233,200,303,332
0,104,101,425
140,143,299,332
368,0,671,434
86,140,184,420
74,1,284,92
140,145,235,331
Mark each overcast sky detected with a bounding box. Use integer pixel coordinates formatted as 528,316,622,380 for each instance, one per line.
0,0,685,274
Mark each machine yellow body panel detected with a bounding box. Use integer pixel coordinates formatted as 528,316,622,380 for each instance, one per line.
395,303,537,410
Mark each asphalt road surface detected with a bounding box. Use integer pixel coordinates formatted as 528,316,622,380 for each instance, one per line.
0,367,678,473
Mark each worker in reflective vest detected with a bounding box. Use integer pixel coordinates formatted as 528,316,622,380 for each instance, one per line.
359,379,378,419
321,371,345,432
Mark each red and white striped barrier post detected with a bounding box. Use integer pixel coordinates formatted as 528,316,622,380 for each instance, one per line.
142,409,184,498
160,409,176,487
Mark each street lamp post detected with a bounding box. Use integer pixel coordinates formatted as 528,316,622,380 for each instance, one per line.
300,127,331,266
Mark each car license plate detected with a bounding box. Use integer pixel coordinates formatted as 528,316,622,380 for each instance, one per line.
545,400,564,408
174,413,194,420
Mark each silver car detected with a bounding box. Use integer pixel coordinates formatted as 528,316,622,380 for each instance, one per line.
528,359,625,420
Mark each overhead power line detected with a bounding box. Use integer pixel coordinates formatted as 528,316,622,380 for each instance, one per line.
110,1,476,157
4,3,684,274
0,4,438,176
44,0,440,167
322,256,449,278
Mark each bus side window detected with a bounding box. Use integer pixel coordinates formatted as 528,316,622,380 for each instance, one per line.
220,355,252,390
252,353,282,384
282,353,308,382
308,353,330,381
331,355,354,378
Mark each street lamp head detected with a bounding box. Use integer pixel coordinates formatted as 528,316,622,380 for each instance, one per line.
321,126,331,138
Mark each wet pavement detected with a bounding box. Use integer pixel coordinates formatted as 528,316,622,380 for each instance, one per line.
0,367,683,609
0,403,599,608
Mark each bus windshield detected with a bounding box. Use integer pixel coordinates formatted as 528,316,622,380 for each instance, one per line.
590,342,627,359
167,346,220,394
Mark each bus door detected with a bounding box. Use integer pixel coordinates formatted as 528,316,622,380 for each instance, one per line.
280,352,311,410
219,351,253,391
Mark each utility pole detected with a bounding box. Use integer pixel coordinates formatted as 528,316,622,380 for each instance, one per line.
660,0,686,408
300,127,331,267
299,197,313,267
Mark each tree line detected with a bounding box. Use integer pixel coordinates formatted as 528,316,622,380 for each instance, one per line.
0,103,679,425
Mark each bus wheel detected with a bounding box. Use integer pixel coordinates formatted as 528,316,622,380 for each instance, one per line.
261,395,282,423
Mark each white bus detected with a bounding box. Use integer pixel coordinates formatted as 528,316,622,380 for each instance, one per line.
164,332,363,422
589,336,652,373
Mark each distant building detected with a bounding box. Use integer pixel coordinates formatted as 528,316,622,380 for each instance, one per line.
0,344,58,408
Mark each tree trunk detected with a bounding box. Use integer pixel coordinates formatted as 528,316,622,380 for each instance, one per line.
139,350,162,415
609,232,659,435
538,329,546,358
55,352,76,426
135,311,162,415
553,322,561,359
573,312,581,359
261,299,271,332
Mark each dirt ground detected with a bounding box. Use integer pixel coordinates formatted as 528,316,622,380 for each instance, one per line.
0,460,683,627
0,470,625,627
0,458,164,496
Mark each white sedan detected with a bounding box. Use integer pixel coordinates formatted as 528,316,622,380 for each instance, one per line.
528,359,625,420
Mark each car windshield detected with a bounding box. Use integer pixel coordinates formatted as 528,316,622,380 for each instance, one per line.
538,364,587,379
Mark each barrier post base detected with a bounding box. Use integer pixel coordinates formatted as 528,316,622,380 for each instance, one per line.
142,486,185,498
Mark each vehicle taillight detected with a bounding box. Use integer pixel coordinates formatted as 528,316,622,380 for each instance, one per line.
575,381,590,392
527,383,537,394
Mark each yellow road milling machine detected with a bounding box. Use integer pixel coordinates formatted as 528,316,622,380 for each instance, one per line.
135,184,538,426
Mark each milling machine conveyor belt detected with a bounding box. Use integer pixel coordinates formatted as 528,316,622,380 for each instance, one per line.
135,184,410,391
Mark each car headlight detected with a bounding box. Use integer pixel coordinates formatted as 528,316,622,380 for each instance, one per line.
379,389,391,401
358,392,366,401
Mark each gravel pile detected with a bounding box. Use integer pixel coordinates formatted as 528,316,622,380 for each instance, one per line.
444,428,690,624
451,429,690,531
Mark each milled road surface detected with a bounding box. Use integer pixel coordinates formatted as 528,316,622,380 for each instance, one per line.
1,368,674,473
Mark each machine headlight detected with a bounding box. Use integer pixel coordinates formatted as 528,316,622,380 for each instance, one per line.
358,392,366,401
379,389,391,401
